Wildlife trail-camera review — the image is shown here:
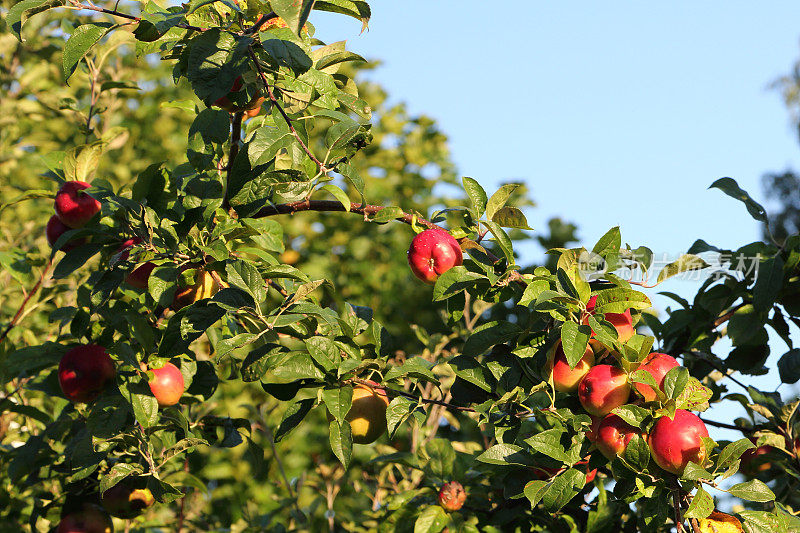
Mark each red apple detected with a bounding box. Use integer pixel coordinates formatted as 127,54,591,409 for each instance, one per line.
102,482,155,518
648,409,709,475
634,352,679,402
118,238,155,289
595,414,642,460
548,341,595,393
147,362,184,407
583,295,634,344
438,481,466,512
57,504,113,533
577,364,631,416
407,227,463,284
54,181,101,228
47,215,85,251
58,345,116,403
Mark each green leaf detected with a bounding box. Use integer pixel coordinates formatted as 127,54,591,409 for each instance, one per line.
683,487,714,520
53,243,104,279
462,176,487,217
322,386,353,425
591,287,651,313
485,183,519,221
560,321,591,369
675,377,713,412
727,479,775,503
753,255,784,311
424,439,456,480
525,428,571,462
662,366,689,399
611,404,650,427
329,419,352,467
462,321,522,358
778,349,800,385
491,206,532,230
540,469,586,512
320,184,351,211
99,463,143,494
386,396,419,438
432,266,486,302
313,0,371,31
476,444,535,466
716,438,756,471
413,505,448,533
656,254,710,284
274,397,316,442
119,378,158,428
270,0,315,35
592,227,621,256
63,23,115,81
64,142,105,181
7,0,64,41
372,206,405,223
186,29,250,104
709,177,768,223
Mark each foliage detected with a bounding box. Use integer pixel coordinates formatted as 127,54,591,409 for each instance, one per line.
1,1,800,532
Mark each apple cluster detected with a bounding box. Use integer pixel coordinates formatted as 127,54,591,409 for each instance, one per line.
46,181,101,251
548,296,710,476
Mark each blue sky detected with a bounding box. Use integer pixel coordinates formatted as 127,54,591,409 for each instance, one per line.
314,3,800,446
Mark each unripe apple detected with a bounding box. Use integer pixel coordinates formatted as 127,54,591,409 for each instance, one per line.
634,352,679,402
407,228,463,284
336,381,389,444
595,414,642,460
583,295,634,344
118,238,155,290
146,362,184,407
58,345,116,403
47,215,85,251
172,268,221,310
101,481,155,518
648,409,709,475
438,481,466,512
57,504,113,533
577,364,631,416
698,511,743,533
547,341,595,393
54,181,101,228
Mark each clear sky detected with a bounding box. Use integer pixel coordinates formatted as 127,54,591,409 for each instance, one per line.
315,2,800,445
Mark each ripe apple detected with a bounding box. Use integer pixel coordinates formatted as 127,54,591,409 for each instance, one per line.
595,414,642,460
57,504,113,533
146,362,184,407
58,345,116,403
648,409,709,475
438,481,466,512
47,215,85,251
698,511,743,533
340,381,389,444
407,227,463,284
634,352,679,402
102,481,155,518
118,238,156,289
172,268,222,310
583,295,634,344
547,341,595,393
54,181,101,228
577,364,631,416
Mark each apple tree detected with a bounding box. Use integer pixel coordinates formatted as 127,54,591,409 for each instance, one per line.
2,1,800,532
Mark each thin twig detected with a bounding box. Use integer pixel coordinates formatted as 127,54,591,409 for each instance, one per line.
247,46,332,174
0,257,53,344
672,487,685,533
243,11,277,34
67,0,206,32
700,417,756,434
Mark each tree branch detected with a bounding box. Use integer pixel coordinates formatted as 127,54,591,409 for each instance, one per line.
0,257,53,345
67,0,206,32
243,11,277,34
256,199,436,228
